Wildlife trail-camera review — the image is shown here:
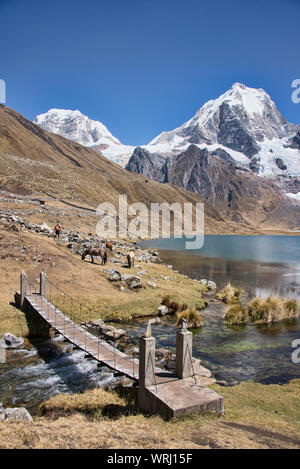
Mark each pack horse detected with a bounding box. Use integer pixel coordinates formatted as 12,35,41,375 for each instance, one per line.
127,250,135,268
82,247,107,265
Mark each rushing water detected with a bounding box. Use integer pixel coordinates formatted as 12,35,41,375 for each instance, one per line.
0,335,117,415
139,235,300,385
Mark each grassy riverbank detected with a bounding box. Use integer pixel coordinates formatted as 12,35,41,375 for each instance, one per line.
0,380,299,449
1,210,299,450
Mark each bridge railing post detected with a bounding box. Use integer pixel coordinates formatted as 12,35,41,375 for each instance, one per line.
40,270,47,298
20,272,27,310
138,335,156,389
176,326,193,379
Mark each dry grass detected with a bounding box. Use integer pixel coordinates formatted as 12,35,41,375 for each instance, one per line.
0,380,299,449
247,296,299,324
225,296,299,325
39,387,136,419
224,303,248,325
161,295,188,314
0,225,207,334
216,283,243,304
176,308,203,328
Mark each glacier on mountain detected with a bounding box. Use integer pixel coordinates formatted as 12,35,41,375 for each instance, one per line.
34,83,300,181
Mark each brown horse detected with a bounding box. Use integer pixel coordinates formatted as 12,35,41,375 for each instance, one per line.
105,239,113,251
82,247,107,265
127,250,135,268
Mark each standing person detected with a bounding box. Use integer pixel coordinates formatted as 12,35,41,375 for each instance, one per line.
54,222,61,239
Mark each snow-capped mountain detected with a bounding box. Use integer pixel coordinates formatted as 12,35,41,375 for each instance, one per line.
34,109,134,166
142,83,300,179
34,83,300,183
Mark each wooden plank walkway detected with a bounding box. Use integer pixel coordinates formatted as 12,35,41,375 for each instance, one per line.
25,292,172,383
22,283,224,419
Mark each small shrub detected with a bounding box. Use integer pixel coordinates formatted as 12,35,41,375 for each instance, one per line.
216,283,243,304
176,308,203,329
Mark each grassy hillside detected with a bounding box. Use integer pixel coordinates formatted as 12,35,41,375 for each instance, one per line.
0,104,256,235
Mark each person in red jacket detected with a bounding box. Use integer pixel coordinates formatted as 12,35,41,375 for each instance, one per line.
54,223,61,239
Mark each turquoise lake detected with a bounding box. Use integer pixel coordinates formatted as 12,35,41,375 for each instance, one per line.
138,235,300,385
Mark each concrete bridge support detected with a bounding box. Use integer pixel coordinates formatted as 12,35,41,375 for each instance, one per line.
15,272,51,339
40,271,46,297
20,271,27,311
176,329,193,379
138,335,156,412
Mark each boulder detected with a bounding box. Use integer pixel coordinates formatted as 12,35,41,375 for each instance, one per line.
121,275,142,289
40,222,52,232
4,407,33,422
150,317,161,325
199,279,217,290
108,269,122,281
160,275,170,281
166,359,176,370
100,324,116,333
137,270,147,276
199,279,208,285
110,258,122,264
158,305,168,316
89,318,104,328
147,281,156,289
106,329,126,340
156,347,168,357
193,364,212,378
1,333,24,349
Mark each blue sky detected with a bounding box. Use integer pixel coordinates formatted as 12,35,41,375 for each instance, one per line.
0,0,299,144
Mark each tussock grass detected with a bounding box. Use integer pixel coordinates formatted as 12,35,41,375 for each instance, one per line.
216,283,243,304
247,296,298,324
225,302,248,325
225,296,299,325
161,295,188,314
176,308,203,328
